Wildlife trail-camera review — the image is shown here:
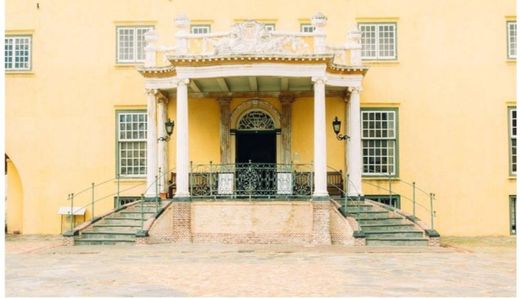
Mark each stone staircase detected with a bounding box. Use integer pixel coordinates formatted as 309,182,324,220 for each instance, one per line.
74,201,166,245
340,201,429,246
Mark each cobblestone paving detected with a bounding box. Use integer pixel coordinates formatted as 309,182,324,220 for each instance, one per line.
5,236,516,297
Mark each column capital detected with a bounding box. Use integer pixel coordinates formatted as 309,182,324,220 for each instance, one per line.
278,94,295,105
217,96,232,106
348,86,362,94
311,76,327,84
145,88,156,96
155,90,169,103
176,78,190,87
343,89,351,103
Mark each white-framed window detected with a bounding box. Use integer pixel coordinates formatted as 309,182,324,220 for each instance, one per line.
300,24,315,33
510,107,517,175
359,23,397,60
361,109,398,176
191,25,211,34
117,111,147,177
116,26,152,63
5,36,31,71
507,21,517,59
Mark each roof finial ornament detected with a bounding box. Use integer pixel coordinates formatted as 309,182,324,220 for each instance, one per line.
311,12,328,33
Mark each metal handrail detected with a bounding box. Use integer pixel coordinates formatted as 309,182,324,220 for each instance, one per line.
325,165,436,230
65,166,176,234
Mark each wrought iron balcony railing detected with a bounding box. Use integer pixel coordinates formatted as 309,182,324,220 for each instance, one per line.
167,162,345,200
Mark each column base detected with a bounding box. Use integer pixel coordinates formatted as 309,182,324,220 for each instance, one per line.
173,195,191,202
312,195,330,201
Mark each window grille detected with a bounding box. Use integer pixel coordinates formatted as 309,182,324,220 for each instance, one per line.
510,108,517,175
365,194,401,209
116,26,152,63
361,109,397,176
300,24,315,33
237,111,275,130
359,23,397,60
5,36,31,70
117,112,147,176
191,25,211,34
508,21,517,59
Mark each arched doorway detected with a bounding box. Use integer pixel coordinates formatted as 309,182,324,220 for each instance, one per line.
235,110,277,163
229,99,282,164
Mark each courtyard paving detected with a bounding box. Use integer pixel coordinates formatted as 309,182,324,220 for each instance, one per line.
4,235,516,297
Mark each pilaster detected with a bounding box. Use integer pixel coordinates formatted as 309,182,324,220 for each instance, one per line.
218,97,232,164
279,95,295,165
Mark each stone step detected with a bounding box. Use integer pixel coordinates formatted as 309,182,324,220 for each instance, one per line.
347,211,390,218
74,239,135,245
80,231,136,240
118,211,156,218
89,226,141,233
99,218,144,225
104,216,146,221
108,213,151,219
343,206,378,212
366,238,429,246
360,223,417,232
355,215,402,221
364,230,425,238
356,218,406,225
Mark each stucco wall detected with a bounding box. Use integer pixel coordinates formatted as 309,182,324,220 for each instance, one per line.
5,0,516,235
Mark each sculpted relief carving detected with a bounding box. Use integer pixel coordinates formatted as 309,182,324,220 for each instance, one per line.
206,21,310,55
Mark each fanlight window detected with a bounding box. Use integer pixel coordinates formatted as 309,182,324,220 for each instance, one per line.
237,111,275,130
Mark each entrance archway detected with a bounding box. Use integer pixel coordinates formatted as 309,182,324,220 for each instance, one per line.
235,110,277,163
230,99,282,163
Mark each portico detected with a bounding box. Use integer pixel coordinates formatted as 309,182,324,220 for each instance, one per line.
138,13,368,200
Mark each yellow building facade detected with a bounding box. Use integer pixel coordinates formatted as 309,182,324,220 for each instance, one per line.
5,0,517,237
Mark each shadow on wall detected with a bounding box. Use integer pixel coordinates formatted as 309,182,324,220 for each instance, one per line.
6,154,23,234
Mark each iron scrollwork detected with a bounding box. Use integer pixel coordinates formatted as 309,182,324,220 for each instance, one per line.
188,163,315,199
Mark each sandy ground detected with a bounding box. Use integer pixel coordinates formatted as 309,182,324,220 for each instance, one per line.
4,235,516,297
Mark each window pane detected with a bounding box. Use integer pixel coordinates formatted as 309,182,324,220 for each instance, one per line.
300,24,315,33
118,28,135,62
5,36,30,70
359,23,396,60
136,27,151,61
118,112,147,176
191,25,211,34
361,110,397,175
509,22,517,59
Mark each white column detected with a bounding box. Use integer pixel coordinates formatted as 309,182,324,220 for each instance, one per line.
157,95,168,194
175,79,190,198
312,77,329,198
145,89,158,198
347,86,363,196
